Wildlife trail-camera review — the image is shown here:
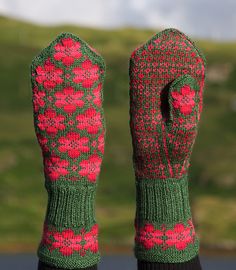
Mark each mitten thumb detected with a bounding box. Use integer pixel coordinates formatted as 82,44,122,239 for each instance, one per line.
168,75,200,130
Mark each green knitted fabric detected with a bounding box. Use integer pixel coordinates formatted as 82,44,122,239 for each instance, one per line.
129,29,206,263
31,33,105,269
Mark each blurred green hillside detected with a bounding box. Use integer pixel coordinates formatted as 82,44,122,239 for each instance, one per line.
0,16,236,254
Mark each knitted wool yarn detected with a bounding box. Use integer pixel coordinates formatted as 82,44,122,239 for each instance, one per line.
129,29,206,264
31,33,105,269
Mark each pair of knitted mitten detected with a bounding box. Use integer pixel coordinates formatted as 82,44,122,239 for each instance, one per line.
31,29,206,270
129,29,206,269
31,33,105,269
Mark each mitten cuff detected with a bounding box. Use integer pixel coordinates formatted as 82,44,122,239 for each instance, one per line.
135,175,199,263
37,184,100,269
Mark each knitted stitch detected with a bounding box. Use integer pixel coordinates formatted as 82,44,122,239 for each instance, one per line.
129,29,206,264
38,261,97,270
31,33,105,269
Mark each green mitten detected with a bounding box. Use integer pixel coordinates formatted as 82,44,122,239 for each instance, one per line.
31,33,105,269
129,29,206,263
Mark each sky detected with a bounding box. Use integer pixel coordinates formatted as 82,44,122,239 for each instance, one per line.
0,0,235,40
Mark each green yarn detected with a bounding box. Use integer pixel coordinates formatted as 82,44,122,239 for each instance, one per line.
135,238,199,264
45,183,97,227
38,248,100,269
135,175,199,263
129,29,206,263
31,32,106,269
136,175,192,224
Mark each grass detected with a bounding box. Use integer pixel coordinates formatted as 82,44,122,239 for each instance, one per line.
196,196,236,245
0,16,236,254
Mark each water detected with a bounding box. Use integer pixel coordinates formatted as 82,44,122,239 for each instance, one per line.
0,254,236,270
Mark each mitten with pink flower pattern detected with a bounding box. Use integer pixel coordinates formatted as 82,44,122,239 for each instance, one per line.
31,33,105,270
129,29,206,269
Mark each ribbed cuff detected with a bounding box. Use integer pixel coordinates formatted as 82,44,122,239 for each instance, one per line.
138,256,202,270
45,183,96,226
135,175,192,223
38,183,100,269
38,260,97,270
135,176,199,263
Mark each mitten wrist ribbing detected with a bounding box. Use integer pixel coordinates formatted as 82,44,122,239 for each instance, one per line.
44,183,97,227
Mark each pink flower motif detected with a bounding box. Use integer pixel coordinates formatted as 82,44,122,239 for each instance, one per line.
54,37,82,66
172,85,195,115
35,59,63,90
83,224,99,253
32,87,45,111
92,83,102,107
55,87,84,113
73,60,99,88
76,108,102,134
37,109,66,135
79,154,102,182
58,132,89,158
44,156,69,181
51,229,82,256
165,223,193,250
136,224,164,249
